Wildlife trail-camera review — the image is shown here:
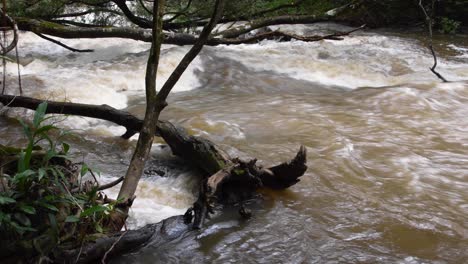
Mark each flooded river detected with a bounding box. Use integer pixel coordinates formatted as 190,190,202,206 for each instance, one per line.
1,23,468,263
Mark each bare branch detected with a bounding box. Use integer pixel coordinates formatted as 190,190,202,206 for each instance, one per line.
217,3,352,38
112,0,152,28
223,24,365,45
35,33,94,52
101,230,127,264
98,176,124,191
156,0,226,104
418,0,448,82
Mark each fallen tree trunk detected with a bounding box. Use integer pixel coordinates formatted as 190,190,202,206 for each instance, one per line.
0,94,143,139
15,17,364,46
1,94,308,260
55,215,189,264
0,94,306,187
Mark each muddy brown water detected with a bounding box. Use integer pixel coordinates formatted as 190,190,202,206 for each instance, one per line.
1,24,468,263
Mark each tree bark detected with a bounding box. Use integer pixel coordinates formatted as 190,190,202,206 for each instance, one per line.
1,94,308,229
115,0,227,231
14,4,360,47
0,94,143,139
116,0,166,218
0,94,307,187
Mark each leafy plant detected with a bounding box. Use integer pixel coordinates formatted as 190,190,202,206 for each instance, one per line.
0,102,117,260
438,17,461,34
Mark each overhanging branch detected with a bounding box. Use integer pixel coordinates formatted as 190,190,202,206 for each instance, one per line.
16,17,362,47
35,33,94,52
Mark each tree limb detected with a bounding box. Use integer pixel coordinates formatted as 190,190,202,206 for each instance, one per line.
112,0,152,28
16,16,361,46
98,176,124,191
217,3,352,38
35,33,94,52
0,94,144,138
418,0,448,82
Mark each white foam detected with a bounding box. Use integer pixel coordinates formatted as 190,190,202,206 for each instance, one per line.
215,31,468,88
101,170,197,229
17,32,202,101
448,44,468,58
14,32,203,132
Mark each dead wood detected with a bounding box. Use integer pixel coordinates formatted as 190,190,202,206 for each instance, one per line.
1,94,307,231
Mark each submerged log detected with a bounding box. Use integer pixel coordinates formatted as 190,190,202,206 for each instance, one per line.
55,215,189,264
1,94,308,260
0,94,307,186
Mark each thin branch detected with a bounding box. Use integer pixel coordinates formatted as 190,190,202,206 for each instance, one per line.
163,0,194,23
45,8,122,19
98,176,124,191
225,24,365,44
418,0,448,82
157,0,226,103
217,2,352,38
137,0,152,15
112,0,152,28
14,44,22,95
101,231,127,264
50,19,109,28
35,33,94,52
0,12,19,55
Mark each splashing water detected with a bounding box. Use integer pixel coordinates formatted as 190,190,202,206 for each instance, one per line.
1,23,468,263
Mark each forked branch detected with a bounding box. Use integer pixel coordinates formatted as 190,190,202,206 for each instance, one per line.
418,0,448,82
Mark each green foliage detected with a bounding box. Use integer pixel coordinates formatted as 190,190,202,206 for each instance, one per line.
7,0,67,18
438,17,461,34
0,102,117,259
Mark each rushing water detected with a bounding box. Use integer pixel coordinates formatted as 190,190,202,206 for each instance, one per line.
1,23,468,263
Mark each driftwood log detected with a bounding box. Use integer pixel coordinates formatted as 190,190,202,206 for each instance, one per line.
0,94,307,261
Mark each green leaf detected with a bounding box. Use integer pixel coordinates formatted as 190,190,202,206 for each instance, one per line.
80,205,107,217
44,149,57,163
20,205,36,215
37,202,58,212
0,196,16,205
10,221,37,235
80,164,89,177
14,213,31,227
17,151,26,173
65,215,80,223
62,142,70,154
38,168,47,181
33,102,48,128
18,119,32,141
35,124,57,136
48,213,58,233
0,144,22,154
0,55,14,62
95,223,103,233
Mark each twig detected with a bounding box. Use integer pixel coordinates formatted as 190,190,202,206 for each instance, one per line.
15,44,22,95
101,231,127,264
225,24,365,44
35,33,94,53
89,169,99,185
61,180,84,212
98,176,124,191
418,0,448,82
74,240,84,264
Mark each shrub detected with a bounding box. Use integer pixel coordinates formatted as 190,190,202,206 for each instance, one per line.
438,17,461,34
0,102,117,260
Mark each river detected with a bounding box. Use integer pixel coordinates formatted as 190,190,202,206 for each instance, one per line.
1,23,467,263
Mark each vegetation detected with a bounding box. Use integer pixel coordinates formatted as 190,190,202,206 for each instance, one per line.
0,0,464,262
438,16,461,34
0,102,121,261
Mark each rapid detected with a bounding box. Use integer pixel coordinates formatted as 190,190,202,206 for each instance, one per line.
1,23,467,263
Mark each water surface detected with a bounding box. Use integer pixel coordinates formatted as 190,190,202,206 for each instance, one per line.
1,24,467,263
